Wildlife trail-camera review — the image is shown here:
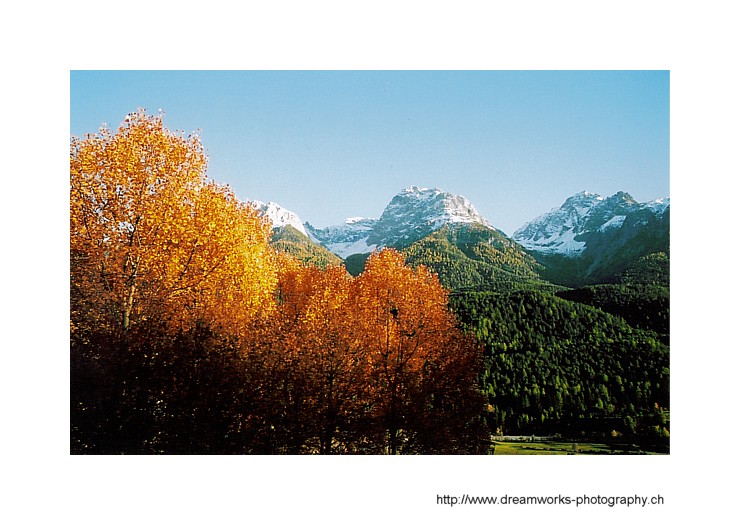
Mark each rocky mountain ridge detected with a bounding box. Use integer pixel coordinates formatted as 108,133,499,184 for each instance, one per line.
512,190,669,257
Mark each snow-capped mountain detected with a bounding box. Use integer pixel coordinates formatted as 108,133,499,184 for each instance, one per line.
512,191,670,286
512,191,670,257
249,200,309,237
307,186,493,258
367,186,491,247
305,217,379,259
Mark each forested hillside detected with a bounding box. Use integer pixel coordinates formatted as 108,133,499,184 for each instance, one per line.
401,223,559,293
270,225,343,269
556,283,669,343
450,291,669,451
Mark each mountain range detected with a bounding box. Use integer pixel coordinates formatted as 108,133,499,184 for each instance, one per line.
250,186,669,289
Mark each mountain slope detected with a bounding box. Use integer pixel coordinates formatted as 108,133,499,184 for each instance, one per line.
618,251,669,287
270,225,343,269
249,200,343,268
306,186,547,290
450,290,669,443
401,223,559,292
249,187,670,289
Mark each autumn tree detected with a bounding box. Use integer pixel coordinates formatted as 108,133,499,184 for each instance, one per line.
288,264,372,453
70,110,278,453
352,249,487,454
242,251,487,454
70,110,276,343
243,258,372,453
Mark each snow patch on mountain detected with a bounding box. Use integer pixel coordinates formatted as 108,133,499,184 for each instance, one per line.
386,186,490,227
249,200,308,236
644,197,670,215
305,217,379,257
512,192,603,255
365,186,491,247
326,238,379,259
599,215,626,232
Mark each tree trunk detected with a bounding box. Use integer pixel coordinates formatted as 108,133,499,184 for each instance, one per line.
122,281,135,333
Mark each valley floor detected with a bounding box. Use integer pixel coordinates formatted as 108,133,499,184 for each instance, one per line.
490,439,667,455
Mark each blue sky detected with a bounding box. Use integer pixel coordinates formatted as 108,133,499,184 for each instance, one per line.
70,70,669,235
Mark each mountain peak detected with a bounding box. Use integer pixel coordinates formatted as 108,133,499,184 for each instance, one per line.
367,187,490,247
401,185,441,195
564,190,603,203
249,200,308,237
308,186,493,257
605,191,637,205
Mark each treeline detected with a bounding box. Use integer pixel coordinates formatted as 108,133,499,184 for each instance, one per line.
70,111,487,454
450,290,669,449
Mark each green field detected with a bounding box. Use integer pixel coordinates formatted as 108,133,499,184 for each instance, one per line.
490,440,664,455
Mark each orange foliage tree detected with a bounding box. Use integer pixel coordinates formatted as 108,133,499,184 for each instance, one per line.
70,110,276,343
282,262,372,453
242,257,372,453
352,249,486,453
253,249,487,454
